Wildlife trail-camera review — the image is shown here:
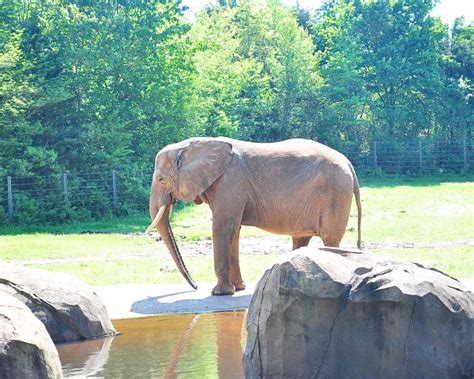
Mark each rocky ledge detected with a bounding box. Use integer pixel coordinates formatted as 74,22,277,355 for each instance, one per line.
0,264,116,343
243,247,474,379
0,264,116,378
0,289,63,379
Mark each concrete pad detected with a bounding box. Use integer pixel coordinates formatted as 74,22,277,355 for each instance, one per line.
93,283,255,320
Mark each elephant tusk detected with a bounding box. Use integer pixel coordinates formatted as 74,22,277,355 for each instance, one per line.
144,205,167,235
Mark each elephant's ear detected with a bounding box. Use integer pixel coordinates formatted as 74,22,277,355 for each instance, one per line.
176,139,233,203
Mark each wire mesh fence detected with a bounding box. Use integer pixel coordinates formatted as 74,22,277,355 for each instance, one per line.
0,139,472,226
0,169,153,226
337,140,471,175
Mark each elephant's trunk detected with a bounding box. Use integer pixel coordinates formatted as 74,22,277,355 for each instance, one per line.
151,205,198,290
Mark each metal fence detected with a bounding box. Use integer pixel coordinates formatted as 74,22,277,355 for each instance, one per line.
0,169,153,226
336,140,471,175
0,139,472,226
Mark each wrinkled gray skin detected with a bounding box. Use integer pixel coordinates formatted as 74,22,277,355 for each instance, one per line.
148,137,362,295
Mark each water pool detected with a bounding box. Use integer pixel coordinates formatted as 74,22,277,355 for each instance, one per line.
57,311,246,378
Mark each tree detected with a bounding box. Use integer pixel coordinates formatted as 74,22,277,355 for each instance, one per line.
437,18,473,141
0,0,196,223
311,1,370,145
190,0,322,142
0,3,58,177
15,0,195,171
311,0,446,141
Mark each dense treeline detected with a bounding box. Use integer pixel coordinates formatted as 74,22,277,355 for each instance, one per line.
1,0,472,177
0,0,472,223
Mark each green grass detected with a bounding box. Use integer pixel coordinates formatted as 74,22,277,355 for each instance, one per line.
0,214,150,236
373,246,473,279
24,246,473,285
1,176,473,283
347,179,474,243
0,233,165,261
26,253,282,286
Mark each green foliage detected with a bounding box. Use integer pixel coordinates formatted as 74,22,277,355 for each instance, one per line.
0,0,472,226
0,27,53,177
437,18,473,141
189,0,322,141
25,0,195,170
311,0,451,142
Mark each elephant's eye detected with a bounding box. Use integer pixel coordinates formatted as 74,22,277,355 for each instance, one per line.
157,174,166,183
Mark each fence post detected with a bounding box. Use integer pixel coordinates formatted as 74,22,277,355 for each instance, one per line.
63,172,69,207
463,140,467,168
372,141,378,168
418,140,423,173
112,170,118,213
7,176,13,224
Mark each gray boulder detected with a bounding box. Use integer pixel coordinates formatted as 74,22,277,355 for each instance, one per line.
243,247,474,379
0,289,63,379
0,264,116,343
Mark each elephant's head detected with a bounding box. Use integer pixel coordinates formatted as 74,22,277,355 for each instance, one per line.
145,137,233,289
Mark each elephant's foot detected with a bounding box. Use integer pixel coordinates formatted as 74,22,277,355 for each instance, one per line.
212,282,235,296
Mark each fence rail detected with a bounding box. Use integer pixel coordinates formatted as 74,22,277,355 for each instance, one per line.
0,139,472,226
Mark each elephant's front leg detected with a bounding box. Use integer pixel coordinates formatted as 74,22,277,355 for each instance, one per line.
211,221,240,296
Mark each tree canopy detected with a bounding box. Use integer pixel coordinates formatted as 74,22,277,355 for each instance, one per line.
1,0,472,177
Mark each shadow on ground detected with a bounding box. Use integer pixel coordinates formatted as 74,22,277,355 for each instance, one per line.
131,291,253,315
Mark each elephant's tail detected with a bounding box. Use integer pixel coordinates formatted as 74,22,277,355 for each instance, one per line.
349,163,362,249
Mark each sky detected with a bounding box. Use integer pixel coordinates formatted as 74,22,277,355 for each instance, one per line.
181,0,474,26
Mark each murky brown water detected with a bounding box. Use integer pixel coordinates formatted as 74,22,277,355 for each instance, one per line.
56,311,246,378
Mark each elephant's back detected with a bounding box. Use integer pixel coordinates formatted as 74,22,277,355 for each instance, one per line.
219,137,349,164
220,137,351,180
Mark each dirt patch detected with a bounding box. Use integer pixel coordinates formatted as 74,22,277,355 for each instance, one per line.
17,236,474,266
180,236,292,257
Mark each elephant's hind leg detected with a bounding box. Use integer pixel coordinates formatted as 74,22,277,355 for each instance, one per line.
320,195,352,248
321,235,342,247
230,228,246,291
292,236,312,250
320,218,345,247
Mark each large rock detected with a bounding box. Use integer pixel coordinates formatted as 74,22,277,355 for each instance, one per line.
243,247,474,378
0,289,63,379
0,264,116,343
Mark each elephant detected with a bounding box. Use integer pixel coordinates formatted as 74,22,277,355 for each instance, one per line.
145,137,362,295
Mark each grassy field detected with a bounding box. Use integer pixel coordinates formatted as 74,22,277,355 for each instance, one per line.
0,177,473,284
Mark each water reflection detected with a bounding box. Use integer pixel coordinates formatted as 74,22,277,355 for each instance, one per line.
57,312,245,378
